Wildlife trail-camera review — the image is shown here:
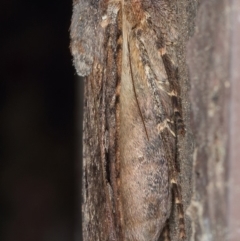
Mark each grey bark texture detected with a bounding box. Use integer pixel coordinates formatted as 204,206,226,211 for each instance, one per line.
78,0,240,240
187,0,230,240
187,0,240,241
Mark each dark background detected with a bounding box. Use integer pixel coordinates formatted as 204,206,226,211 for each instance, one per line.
0,1,82,240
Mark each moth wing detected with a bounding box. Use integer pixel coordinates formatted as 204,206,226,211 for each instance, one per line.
129,29,174,134
119,29,175,241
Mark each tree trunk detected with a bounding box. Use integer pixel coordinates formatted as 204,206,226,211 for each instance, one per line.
187,0,240,241
72,0,240,240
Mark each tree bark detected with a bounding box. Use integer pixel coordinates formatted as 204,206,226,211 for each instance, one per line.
187,0,240,241
76,0,239,240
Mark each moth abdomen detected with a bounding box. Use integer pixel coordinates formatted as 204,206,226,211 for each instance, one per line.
119,153,172,241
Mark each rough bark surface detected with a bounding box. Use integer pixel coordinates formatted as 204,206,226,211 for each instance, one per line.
187,0,237,241
77,0,238,240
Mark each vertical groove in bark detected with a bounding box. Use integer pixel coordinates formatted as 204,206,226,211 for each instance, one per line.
82,78,114,240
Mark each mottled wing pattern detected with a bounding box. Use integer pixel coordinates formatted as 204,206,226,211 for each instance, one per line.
119,1,184,241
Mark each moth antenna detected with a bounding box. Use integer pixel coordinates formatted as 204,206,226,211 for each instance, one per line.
127,39,149,141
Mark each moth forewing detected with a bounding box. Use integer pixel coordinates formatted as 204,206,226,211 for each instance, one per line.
118,9,174,241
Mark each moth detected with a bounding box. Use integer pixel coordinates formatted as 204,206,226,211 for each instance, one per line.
70,0,185,240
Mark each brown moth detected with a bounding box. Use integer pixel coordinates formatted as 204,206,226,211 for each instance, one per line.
70,0,185,240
